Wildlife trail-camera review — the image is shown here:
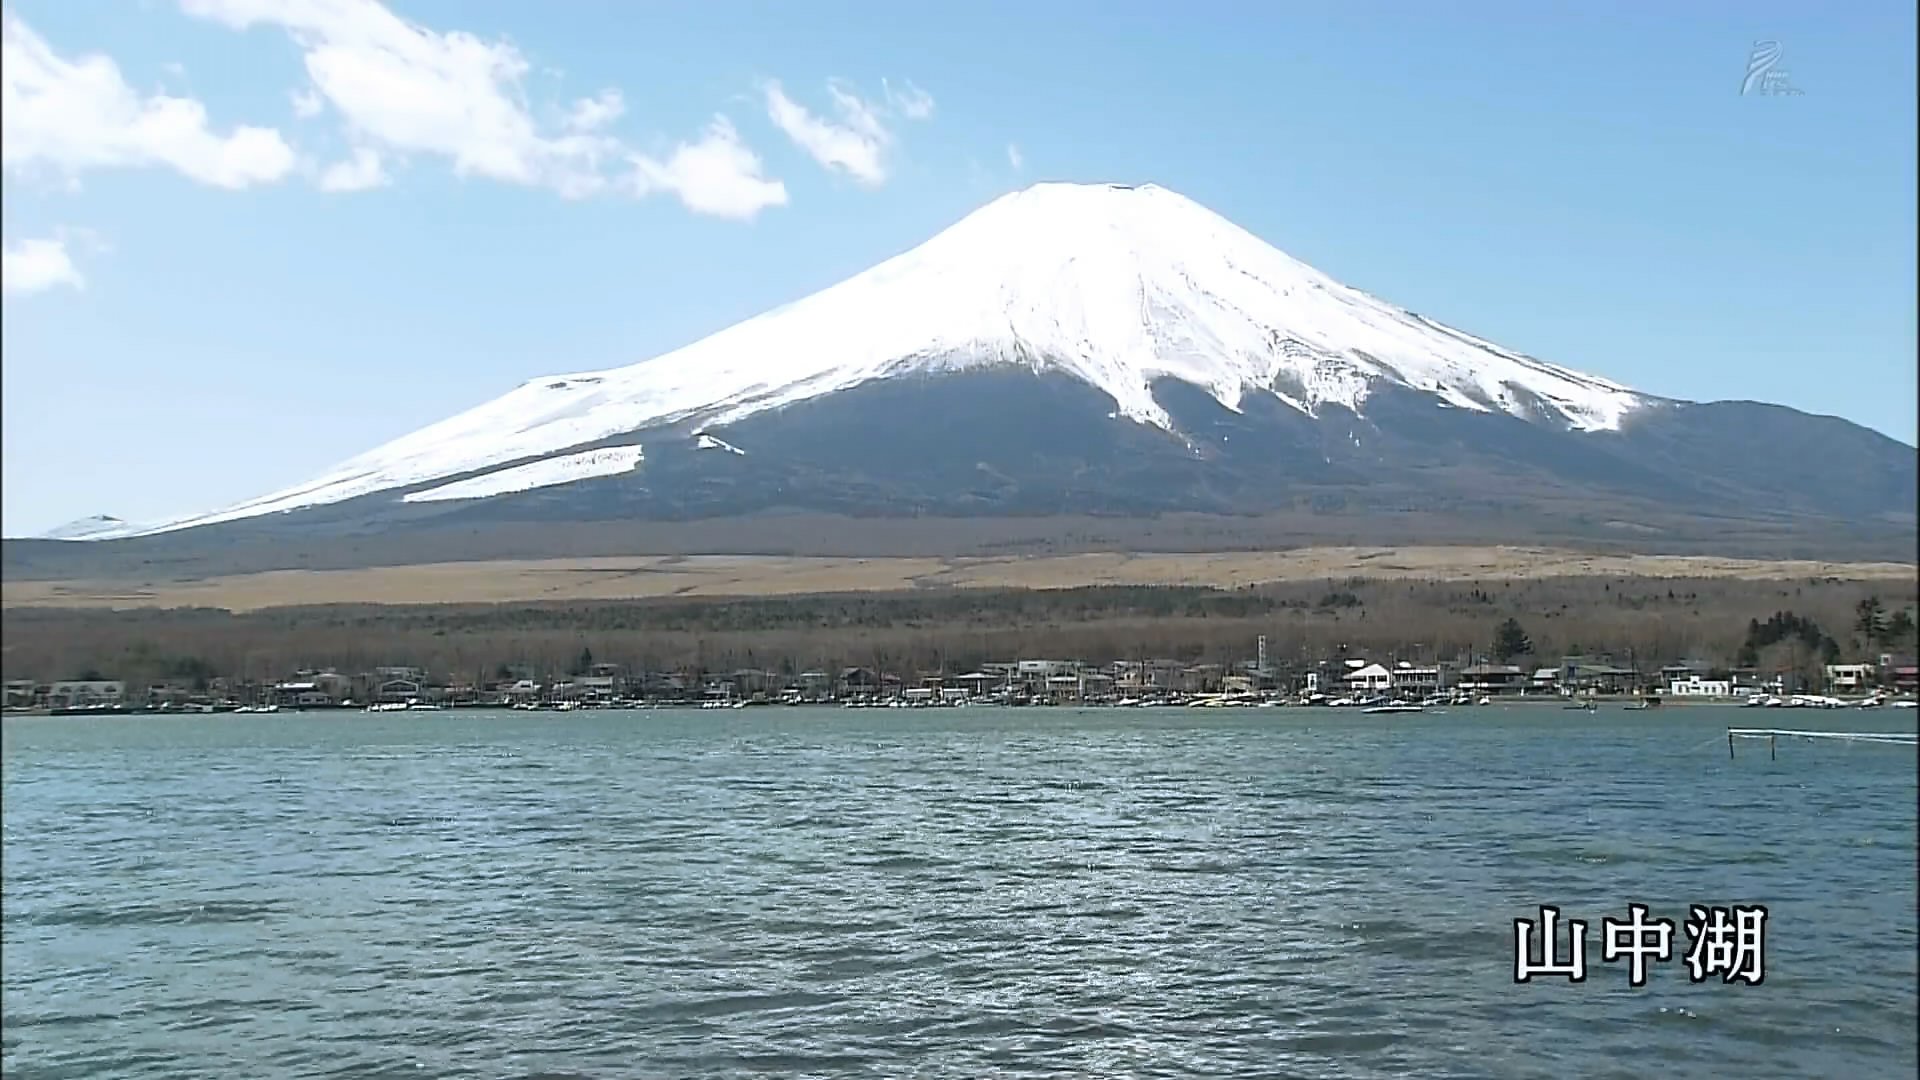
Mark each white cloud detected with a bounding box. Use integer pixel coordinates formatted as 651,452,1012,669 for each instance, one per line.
181,0,621,197
2,236,84,295
883,78,934,120
0,12,296,189
318,145,388,191
289,85,323,118
763,77,934,187
564,88,624,133
1007,143,1024,171
182,0,783,217
764,80,885,185
630,116,787,221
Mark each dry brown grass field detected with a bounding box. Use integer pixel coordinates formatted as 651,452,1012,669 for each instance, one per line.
4,545,1915,613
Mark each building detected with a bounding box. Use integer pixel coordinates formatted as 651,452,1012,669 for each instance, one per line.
729,669,780,699
1823,664,1878,694
1043,674,1082,704
47,680,124,708
5,679,38,708
578,663,625,701
1659,660,1714,683
1344,663,1394,695
366,666,428,704
1668,675,1733,697
838,667,881,698
272,669,353,708
1458,664,1528,696
1016,660,1079,697
1559,658,1638,695
1390,662,1446,695
1079,671,1116,701
962,663,1015,696
272,681,336,708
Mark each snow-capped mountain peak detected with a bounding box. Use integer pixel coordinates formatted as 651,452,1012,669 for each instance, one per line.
123,181,1654,537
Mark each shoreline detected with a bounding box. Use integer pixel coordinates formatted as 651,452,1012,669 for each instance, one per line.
8,695,1914,719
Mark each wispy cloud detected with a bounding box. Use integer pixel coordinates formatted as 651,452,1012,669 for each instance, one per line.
1007,143,1024,171
763,77,934,187
289,85,323,118
2,235,85,295
1,12,295,189
883,78,934,120
564,88,624,133
317,145,388,192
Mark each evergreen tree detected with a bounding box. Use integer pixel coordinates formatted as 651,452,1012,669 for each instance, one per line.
1492,618,1532,661
1886,609,1916,648
1855,596,1888,646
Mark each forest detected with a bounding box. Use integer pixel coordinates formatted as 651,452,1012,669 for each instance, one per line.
5,574,1914,687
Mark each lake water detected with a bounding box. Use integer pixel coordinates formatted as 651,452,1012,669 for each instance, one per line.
3,706,1915,1079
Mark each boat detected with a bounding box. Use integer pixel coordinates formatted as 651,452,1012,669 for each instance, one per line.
1562,700,1597,712
1363,703,1424,714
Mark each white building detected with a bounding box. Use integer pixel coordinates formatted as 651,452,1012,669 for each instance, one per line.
1345,663,1394,694
1823,664,1877,693
1391,663,1444,695
48,680,124,707
1668,675,1732,697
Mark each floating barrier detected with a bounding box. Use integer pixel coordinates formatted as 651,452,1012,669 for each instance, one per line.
1727,727,1919,759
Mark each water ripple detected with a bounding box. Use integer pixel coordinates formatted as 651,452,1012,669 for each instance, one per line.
3,707,1914,1078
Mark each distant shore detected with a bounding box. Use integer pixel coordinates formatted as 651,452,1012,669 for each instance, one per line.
9,696,1914,719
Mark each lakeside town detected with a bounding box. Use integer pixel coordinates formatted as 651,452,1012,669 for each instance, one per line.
10,635,1917,716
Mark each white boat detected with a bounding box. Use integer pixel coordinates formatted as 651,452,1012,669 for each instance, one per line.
1364,703,1424,714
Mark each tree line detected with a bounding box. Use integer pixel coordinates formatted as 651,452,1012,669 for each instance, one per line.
5,578,1911,686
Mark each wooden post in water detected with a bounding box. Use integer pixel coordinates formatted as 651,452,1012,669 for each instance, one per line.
1771,735,1777,761
1729,731,1735,759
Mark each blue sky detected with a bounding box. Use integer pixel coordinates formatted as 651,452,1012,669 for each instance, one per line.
2,1,1914,536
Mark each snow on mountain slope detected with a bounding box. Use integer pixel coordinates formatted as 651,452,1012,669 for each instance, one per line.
38,514,137,540
401,446,644,503
131,182,1653,537
693,432,746,455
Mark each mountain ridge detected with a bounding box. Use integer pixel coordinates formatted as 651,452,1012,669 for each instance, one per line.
98,181,1675,539
27,181,1913,557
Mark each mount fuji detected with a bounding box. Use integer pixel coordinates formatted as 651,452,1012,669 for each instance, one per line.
42,182,1918,559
